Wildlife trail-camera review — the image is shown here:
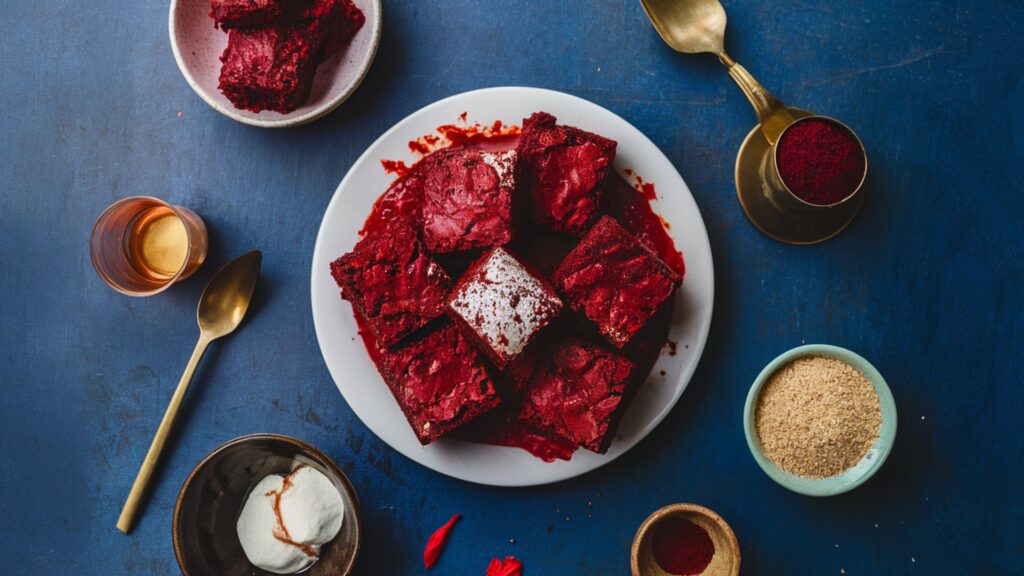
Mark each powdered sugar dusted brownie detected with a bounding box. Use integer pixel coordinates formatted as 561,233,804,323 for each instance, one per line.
553,216,681,348
330,227,451,347
420,148,516,253
516,112,617,236
382,324,501,444
447,247,562,368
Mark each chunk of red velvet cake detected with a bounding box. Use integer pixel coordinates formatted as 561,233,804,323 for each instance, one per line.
553,216,681,348
218,24,321,113
420,148,516,253
381,324,501,444
331,228,451,347
217,0,364,113
447,247,562,368
210,0,289,28
516,112,617,235
516,335,636,453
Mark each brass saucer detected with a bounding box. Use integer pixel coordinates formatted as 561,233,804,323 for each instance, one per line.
735,108,864,245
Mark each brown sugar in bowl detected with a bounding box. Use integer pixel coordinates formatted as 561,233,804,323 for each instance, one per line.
631,503,740,576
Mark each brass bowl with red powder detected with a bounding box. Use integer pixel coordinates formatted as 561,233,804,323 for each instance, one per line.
631,503,740,576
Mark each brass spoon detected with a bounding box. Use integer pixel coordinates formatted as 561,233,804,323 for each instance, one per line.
640,0,795,143
116,250,262,534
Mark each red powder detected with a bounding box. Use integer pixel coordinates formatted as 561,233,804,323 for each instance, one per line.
776,118,865,206
651,518,715,575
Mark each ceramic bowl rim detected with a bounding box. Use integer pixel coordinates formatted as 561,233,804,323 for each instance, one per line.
630,502,740,576
743,344,898,496
172,433,362,576
168,0,382,128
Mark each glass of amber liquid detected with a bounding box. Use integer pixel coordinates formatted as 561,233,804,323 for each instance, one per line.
90,196,208,296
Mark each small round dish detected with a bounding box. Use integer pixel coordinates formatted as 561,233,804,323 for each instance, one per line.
631,503,740,576
173,434,361,576
743,344,898,496
169,0,381,128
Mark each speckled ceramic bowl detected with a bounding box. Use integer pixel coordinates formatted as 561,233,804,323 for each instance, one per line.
173,434,361,576
631,503,740,576
743,344,898,496
169,0,381,127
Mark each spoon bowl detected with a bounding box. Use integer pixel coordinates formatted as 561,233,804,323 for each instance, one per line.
640,0,727,55
197,250,262,338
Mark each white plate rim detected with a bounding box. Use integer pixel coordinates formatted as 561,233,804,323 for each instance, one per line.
168,0,383,128
311,86,714,486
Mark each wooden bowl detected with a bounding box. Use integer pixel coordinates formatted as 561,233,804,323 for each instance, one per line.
631,503,740,576
173,434,361,576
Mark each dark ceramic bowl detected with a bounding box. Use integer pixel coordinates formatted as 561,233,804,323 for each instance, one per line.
173,434,361,576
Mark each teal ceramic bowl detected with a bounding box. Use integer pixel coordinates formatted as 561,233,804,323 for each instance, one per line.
743,344,897,496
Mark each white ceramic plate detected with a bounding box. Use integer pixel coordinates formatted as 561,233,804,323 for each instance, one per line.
169,0,381,128
311,87,714,486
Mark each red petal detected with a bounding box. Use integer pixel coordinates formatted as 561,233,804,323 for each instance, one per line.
423,514,462,569
485,556,522,576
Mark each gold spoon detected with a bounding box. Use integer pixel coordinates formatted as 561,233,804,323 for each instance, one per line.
116,250,262,534
640,0,795,144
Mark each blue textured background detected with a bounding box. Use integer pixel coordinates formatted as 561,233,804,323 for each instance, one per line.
2,1,1021,574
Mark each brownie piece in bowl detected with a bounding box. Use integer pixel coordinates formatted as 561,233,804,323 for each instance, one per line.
447,247,562,368
553,216,681,348
381,323,502,444
420,148,517,254
331,227,451,348
516,335,636,454
217,0,364,113
517,112,617,236
210,0,290,28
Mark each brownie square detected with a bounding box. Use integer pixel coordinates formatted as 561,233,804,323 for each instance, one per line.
331,227,451,348
218,24,321,113
217,0,364,113
381,324,501,444
516,112,617,235
553,216,681,348
516,335,636,453
447,247,562,368
210,0,290,28
420,148,516,254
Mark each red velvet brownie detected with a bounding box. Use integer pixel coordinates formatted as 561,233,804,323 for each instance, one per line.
218,24,321,113
210,0,290,28
381,324,501,444
517,112,617,235
217,0,364,113
553,216,681,348
331,227,451,347
516,335,636,453
447,247,562,368
420,148,516,253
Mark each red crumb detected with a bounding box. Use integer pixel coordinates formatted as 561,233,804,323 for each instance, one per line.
380,159,411,175
667,340,677,356
624,168,658,200
485,556,523,576
423,514,461,569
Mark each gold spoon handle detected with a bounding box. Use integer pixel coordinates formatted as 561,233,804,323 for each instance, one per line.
719,54,795,144
116,335,211,534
